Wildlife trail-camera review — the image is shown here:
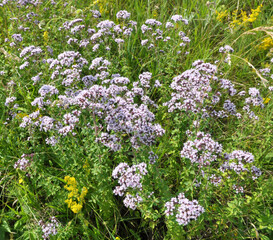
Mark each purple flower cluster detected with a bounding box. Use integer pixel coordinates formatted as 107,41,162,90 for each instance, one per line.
233,185,244,194
31,72,42,85
112,162,147,210
14,153,34,171
45,136,58,146
91,10,101,18
141,15,190,52
38,217,59,240
165,193,204,226
180,131,222,166
20,45,42,60
145,19,162,26
58,112,80,136
171,15,188,24
181,131,262,190
112,162,147,195
61,18,83,30
165,59,265,121
148,151,158,164
164,60,216,113
244,88,264,119
38,85,59,97
5,97,16,107
209,174,222,186
139,72,152,88
96,133,120,151
251,166,262,180
219,45,234,53
123,194,143,210
43,68,164,149
17,45,43,69
57,11,136,52
220,150,261,179
12,33,23,42
259,68,270,77
47,51,88,86
116,10,131,20
19,110,56,133
0,0,43,7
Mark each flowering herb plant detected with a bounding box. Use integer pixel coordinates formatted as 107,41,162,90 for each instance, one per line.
0,0,273,239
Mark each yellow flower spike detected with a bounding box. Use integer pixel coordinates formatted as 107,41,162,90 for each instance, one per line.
43,31,49,45
64,176,88,213
230,4,262,28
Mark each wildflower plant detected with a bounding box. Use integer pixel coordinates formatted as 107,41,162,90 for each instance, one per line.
230,4,263,28
0,1,273,240
64,176,88,214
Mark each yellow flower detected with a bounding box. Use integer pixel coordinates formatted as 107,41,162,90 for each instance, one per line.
64,176,77,186
68,188,79,198
70,202,83,213
263,97,270,104
216,10,228,22
248,4,262,22
64,175,87,213
152,10,158,18
93,0,111,15
19,178,23,184
15,113,29,119
83,160,89,169
79,187,88,200
240,10,248,23
258,37,273,51
65,198,73,208
82,187,88,195
43,31,49,45
230,4,262,28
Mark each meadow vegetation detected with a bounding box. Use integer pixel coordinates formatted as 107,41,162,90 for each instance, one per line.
0,0,273,239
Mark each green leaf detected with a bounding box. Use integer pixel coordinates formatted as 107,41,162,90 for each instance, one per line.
0,220,11,233
14,217,27,230
260,234,270,240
